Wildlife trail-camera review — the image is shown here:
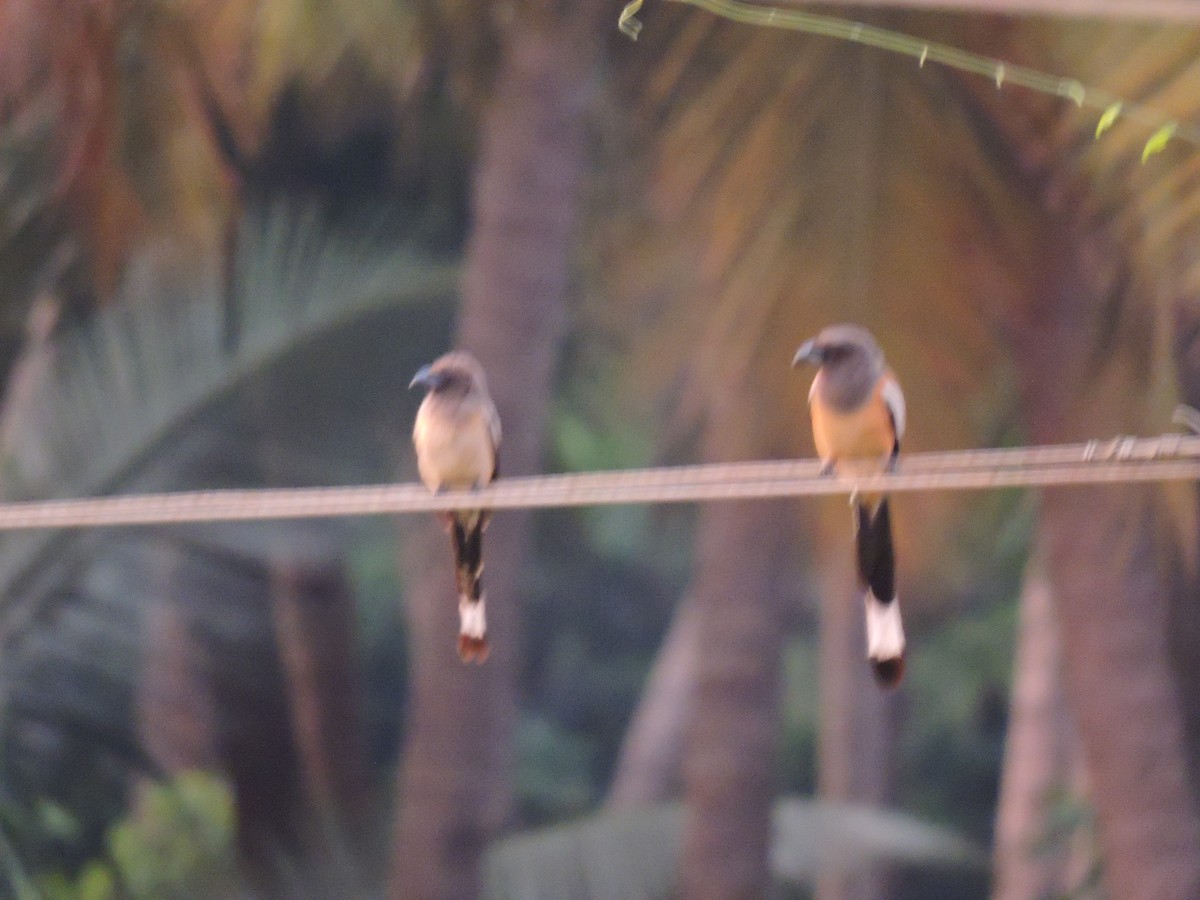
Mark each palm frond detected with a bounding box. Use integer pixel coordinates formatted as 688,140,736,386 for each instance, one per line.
0,200,457,642
0,201,457,874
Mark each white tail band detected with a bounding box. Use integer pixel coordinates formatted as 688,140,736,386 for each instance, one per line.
865,593,905,660
459,596,487,639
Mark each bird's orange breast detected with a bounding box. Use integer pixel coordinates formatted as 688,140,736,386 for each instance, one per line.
809,372,896,475
413,402,496,492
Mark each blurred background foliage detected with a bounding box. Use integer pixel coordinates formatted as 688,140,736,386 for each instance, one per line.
0,0,1199,898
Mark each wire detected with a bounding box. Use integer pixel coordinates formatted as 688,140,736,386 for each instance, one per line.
0,431,1195,530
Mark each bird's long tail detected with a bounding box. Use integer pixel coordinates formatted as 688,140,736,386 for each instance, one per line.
855,499,905,687
450,513,488,663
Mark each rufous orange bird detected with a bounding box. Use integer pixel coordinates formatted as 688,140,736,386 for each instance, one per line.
410,351,501,663
794,324,906,687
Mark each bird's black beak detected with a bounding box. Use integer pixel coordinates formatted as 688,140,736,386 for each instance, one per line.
409,364,435,390
792,339,822,367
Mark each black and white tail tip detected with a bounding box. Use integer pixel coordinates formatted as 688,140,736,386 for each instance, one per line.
855,499,905,688
458,596,488,664
450,516,489,663
865,593,905,688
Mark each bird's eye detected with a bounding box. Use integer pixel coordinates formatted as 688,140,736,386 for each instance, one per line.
434,372,464,392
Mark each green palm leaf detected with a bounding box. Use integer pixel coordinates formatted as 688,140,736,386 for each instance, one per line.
0,201,458,643
0,201,458,874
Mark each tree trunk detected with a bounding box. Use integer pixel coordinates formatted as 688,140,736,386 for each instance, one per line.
389,4,605,898
269,560,370,840
254,392,371,847
1010,242,1200,899
607,595,702,809
679,382,791,900
391,522,494,900
1038,483,1200,899
1167,302,1200,799
814,41,898,900
157,540,309,883
992,550,1082,900
137,551,220,775
815,521,898,900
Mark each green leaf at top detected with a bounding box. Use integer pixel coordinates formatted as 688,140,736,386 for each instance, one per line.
1143,122,1178,163
1095,103,1121,140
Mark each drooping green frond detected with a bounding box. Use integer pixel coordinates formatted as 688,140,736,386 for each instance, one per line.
620,0,1200,155
0,202,458,877
0,201,457,642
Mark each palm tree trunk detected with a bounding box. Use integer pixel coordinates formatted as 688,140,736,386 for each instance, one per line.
815,524,898,900
255,395,371,846
1167,302,1200,798
389,5,605,898
188,544,307,881
607,595,701,809
679,382,791,900
391,522,494,900
814,43,898,900
1012,248,1200,899
137,551,220,774
992,550,1082,900
269,560,370,839
1038,484,1200,898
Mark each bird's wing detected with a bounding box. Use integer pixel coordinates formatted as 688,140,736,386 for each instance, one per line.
880,371,906,444
485,401,501,480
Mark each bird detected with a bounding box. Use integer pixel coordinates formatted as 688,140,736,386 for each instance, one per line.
793,324,906,687
410,351,501,663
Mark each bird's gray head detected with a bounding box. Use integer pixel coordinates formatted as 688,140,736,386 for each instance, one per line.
793,324,885,409
409,351,488,398
793,324,884,370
